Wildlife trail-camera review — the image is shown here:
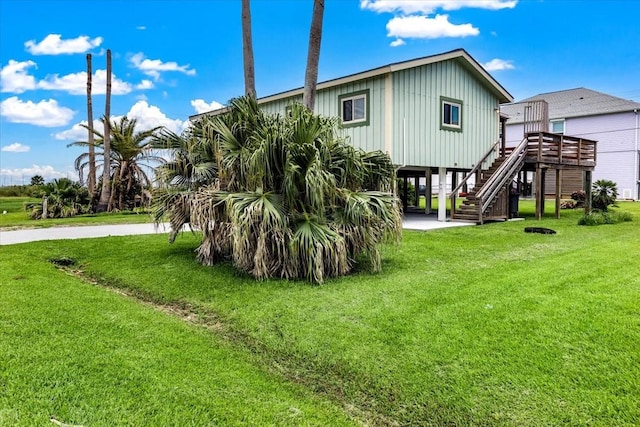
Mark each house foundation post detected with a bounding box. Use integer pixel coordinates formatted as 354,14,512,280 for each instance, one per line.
555,168,562,219
438,167,447,221
584,170,592,214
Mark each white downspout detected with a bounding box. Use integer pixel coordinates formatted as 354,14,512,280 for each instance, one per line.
635,109,639,200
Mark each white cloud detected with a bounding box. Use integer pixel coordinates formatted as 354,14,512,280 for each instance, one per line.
54,119,104,141
136,79,154,90
1,143,30,153
387,14,479,39
1,60,37,93
136,26,147,30
37,69,133,95
130,53,196,81
0,165,67,181
126,100,188,134
360,0,517,14
390,38,406,47
55,101,188,141
483,58,515,71
190,99,224,114
25,34,103,55
0,96,75,127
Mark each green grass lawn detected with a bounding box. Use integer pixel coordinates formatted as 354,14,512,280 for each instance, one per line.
1,202,638,425
0,197,154,229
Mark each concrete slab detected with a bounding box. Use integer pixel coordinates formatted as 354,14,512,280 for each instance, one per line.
402,213,475,231
0,216,475,246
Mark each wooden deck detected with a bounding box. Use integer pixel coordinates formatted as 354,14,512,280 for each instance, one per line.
507,132,597,168
451,132,597,223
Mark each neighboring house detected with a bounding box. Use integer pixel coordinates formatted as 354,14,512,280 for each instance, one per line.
501,88,640,200
194,49,513,220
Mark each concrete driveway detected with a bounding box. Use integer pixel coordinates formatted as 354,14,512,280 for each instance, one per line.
0,215,473,246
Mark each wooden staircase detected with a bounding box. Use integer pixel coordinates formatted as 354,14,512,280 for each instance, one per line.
453,157,508,222
450,136,529,223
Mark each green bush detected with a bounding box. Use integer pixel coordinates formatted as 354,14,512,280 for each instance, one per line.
396,179,417,206
578,210,633,226
592,179,618,212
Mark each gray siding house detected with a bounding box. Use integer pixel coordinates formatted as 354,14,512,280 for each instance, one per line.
199,49,513,220
501,88,640,200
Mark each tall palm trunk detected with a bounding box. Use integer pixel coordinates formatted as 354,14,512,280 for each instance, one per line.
302,0,324,110
96,49,112,212
86,54,96,199
242,0,256,97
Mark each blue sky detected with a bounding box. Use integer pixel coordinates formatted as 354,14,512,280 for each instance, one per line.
1,0,639,184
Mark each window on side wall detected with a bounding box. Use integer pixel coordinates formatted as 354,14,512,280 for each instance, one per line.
338,90,369,127
441,97,462,132
551,119,565,134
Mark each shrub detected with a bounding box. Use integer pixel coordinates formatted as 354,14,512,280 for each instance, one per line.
570,190,586,202
396,179,417,206
591,179,618,212
560,199,576,209
578,210,633,226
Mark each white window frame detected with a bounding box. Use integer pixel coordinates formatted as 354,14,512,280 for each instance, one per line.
441,97,462,131
340,92,368,125
551,119,565,134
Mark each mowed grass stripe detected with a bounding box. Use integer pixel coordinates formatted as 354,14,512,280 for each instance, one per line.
0,245,356,426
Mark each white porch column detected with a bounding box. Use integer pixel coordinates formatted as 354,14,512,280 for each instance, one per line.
438,167,447,222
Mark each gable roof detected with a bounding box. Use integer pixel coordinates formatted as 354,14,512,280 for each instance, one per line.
501,87,640,124
191,49,512,120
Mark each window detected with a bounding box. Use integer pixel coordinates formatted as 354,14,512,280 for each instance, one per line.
551,119,565,134
440,97,463,131
338,90,369,127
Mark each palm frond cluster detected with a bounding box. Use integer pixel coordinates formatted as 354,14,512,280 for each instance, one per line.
154,96,401,284
28,178,90,219
71,116,164,211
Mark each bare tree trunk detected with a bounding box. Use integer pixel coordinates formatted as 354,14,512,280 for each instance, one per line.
302,0,324,110
86,54,96,199
96,49,112,212
242,0,256,97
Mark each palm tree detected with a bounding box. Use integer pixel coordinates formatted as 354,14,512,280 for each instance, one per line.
72,116,164,211
302,0,324,110
152,120,220,241
242,0,256,97
86,53,96,197
96,49,112,212
29,178,90,219
159,97,401,284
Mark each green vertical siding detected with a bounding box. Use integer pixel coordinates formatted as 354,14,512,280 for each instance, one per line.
392,59,500,169
259,77,387,153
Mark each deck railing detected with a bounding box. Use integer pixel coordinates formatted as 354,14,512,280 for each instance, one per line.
524,132,597,166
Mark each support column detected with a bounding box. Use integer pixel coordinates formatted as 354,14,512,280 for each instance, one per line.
451,172,458,218
425,168,432,214
584,170,592,214
540,168,546,216
438,167,447,222
555,169,562,219
413,176,420,208
535,166,543,220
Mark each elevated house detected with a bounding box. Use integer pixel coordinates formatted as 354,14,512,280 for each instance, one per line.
501,88,640,201
194,49,598,223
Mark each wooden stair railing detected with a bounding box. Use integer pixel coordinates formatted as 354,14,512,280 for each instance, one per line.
451,137,528,223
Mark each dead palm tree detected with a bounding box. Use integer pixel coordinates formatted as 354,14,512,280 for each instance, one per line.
86,53,96,198
96,49,112,212
302,0,324,110
242,0,256,97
